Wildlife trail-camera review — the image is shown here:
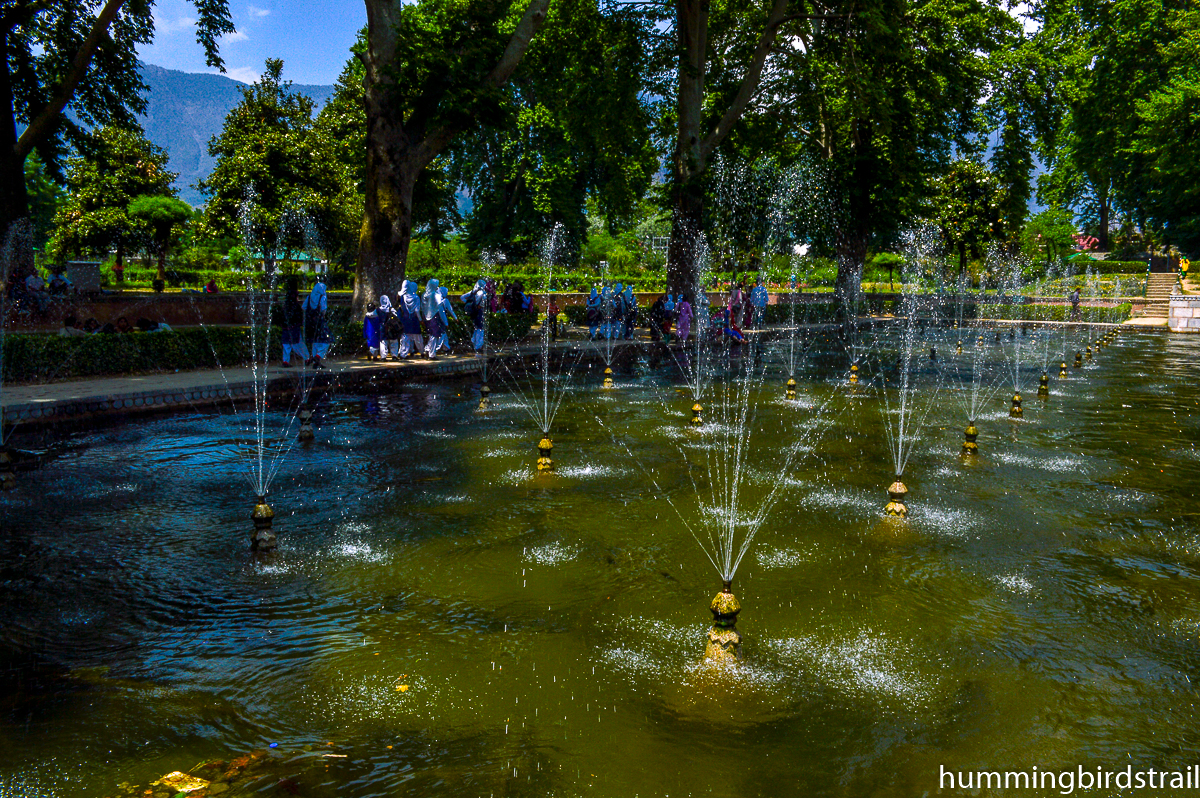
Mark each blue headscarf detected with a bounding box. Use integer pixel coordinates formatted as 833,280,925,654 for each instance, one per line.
305,281,327,312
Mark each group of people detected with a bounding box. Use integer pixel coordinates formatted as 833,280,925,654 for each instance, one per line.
361,278,498,363
584,284,641,340
9,270,73,315
646,292,694,343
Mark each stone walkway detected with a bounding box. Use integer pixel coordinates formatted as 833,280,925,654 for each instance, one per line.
0,317,1131,428
0,352,492,427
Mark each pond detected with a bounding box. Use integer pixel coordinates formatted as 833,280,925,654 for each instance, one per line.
2,329,1198,797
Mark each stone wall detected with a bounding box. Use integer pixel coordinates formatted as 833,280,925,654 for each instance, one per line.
1168,295,1200,332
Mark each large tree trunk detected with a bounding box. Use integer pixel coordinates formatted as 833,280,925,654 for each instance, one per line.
666,0,707,296
355,104,417,309
0,28,31,282
833,231,868,335
1097,178,1111,252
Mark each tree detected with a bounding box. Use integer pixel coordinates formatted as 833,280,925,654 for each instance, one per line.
1133,7,1200,256
0,0,232,266
455,0,656,264
25,152,63,252
766,0,1016,319
1022,206,1077,267
198,60,347,273
355,0,551,309
47,125,176,270
661,0,813,292
930,160,1006,277
127,195,192,281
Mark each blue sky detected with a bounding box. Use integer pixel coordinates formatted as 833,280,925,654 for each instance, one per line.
139,0,365,85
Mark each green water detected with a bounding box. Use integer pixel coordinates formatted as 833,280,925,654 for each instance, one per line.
1,330,1199,797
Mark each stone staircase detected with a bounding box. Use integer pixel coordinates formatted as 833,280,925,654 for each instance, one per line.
1138,273,1178,318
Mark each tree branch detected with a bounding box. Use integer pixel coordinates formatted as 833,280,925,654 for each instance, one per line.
414,0,551,166
484,0,552,90
699,0,791,160
16,0,127,160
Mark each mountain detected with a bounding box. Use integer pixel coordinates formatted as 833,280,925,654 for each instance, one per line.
137,63,335,206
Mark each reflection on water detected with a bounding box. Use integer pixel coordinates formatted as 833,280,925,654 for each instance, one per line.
0,331,1198,797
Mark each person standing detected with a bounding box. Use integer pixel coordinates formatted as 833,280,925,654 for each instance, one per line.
676,294,693,343
398,280,424,357
438,285,456,352
1069,287,1081,321
363,301,384,360
379,294,401,359
280,276,309,367
750,277,769,329
304,278,331,368
422,279,447,359
461,279,488,352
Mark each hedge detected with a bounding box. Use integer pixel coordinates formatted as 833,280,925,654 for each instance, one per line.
978,302,1132,323
3,311,362,384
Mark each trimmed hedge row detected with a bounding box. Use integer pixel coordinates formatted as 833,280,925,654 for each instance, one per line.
978,303,1132,323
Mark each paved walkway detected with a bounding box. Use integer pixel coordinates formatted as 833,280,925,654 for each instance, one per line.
0,351,492,427
0,317,1132,429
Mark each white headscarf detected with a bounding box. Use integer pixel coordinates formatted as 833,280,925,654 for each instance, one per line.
379,294,394,315
401,280,421,315
422,279,441,320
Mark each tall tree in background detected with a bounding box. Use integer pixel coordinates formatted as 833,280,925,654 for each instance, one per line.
1133,4,1199,255
128,194,192,282
0,0,232,268
767,0,1014,318
47,125,176,270
930,159,1006,277
662,0,809,291
199,60,347,273
455,0,656,263
355,0,551,309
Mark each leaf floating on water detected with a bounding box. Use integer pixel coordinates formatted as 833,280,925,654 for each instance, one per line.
397,684,409,692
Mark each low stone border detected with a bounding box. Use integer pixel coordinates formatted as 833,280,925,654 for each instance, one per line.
1169,295,1200,332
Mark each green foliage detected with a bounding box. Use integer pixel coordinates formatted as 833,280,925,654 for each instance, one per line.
128,195,193,276
47,126,177,263
765,0,1019,263
929,160,1006,272
1133,7,1200,255
1022,207,1078,266
456,0,657,263
1,0,232,181
198,60,349,268
978,302,1132,323
3,328,256,384
25,152,63,251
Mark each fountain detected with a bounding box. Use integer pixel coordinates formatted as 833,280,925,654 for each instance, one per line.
496,225,582,471
874,231,944,515
250,495,276,551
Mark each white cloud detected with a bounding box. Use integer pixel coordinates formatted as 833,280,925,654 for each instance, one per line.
156,15,196,34
247,5,271,17
225,28,249,42
225,66,260,84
